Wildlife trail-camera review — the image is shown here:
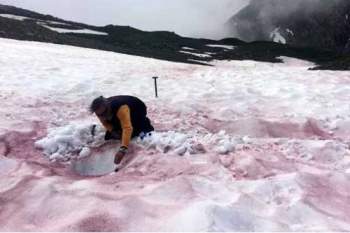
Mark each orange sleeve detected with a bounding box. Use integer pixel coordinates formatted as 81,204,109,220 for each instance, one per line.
117,105,133,148
98,117,113,132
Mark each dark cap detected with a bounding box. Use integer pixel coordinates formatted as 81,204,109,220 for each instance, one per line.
89,96,106,113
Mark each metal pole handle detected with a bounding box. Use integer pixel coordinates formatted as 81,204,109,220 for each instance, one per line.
152,76,158,98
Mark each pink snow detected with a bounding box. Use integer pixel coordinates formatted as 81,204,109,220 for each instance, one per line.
1,39,350,231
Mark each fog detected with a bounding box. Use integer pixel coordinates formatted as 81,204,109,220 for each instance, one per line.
229,0,348,42
0,0,249,39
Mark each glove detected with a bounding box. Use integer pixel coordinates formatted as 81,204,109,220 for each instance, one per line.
105,130,121,141
114,146,128,165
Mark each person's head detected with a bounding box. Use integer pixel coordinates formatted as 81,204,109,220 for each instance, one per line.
89,96,112,120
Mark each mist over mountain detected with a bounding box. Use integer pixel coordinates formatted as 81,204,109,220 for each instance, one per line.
228,0,350,54
0,0,248,40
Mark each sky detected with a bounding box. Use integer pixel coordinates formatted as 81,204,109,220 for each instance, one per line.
0,0,249,39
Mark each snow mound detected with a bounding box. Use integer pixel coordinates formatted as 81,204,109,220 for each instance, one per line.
34,122,119,176
34,122,350,178
34,123,248,176
36,122,247,161
34,122,106,162
281,140,350,166
137,130,253,156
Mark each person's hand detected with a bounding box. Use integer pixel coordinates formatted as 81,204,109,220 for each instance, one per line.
114,146,128,165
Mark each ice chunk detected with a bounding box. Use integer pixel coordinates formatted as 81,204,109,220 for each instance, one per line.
35,122,105,162
71,150,116,176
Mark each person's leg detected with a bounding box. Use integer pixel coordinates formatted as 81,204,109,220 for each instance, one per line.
130,117,154,139
104,130,122,140
130,101,153,137
143,117,154,133
104,131,112,140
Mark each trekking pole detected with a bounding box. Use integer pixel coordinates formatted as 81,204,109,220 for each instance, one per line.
153,76,159,98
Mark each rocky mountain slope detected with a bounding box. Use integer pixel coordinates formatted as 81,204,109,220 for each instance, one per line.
0,4,347,70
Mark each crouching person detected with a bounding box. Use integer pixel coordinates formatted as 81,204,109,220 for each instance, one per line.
90,95,154,165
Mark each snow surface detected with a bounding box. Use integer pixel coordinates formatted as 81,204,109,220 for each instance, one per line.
1,38,350,231
181,46,196,51
206,44,236,50
41,25,109,35
179,50,211,58
286,28,294,36
0,13,32,21
270,27,287,44
43,20,69,26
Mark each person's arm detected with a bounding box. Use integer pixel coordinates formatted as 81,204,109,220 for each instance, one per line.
116,105,133,148
98,117,113,132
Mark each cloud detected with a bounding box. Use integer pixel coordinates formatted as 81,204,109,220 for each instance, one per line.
230,0,348,42
0,0,249,39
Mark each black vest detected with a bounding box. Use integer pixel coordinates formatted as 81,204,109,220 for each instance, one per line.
106,95,149,134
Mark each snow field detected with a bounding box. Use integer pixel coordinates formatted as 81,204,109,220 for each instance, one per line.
1,38,350,231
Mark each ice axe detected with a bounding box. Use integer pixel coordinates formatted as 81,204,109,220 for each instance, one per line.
152,76,159,98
